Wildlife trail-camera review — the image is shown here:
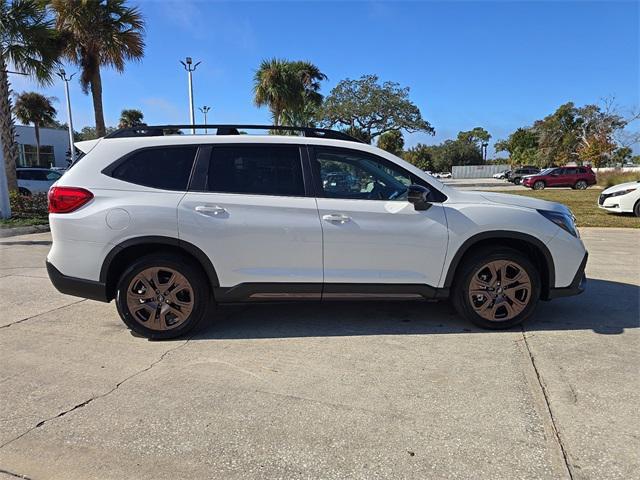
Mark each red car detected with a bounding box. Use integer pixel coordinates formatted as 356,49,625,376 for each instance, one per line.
522,166,596,190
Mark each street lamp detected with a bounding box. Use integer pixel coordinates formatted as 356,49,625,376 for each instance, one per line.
180,57,201,134
199,106,211,132
57,68,77,164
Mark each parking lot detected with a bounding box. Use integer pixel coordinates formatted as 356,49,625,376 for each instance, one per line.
0,229,638,480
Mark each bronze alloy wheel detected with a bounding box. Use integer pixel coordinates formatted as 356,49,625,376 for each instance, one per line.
126,267,195,331
468,259,532,322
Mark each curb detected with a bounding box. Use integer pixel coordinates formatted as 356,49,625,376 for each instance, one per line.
0,224,50,238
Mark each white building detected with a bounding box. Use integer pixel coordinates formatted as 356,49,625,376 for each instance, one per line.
13,125,71,169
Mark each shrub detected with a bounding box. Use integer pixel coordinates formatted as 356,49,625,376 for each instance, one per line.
9,191,49,219
596,170,640,188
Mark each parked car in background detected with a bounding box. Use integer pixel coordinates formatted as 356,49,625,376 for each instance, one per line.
508,167,540,185
522,166,596,190
434,172,451,178
17,167,64,195
598,181,640,216
493,170,510,180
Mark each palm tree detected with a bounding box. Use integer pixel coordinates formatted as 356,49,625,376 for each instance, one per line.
118,108,144,128
253,59,326,126
13,91,57,166
51,0,145,137
0,0,62,191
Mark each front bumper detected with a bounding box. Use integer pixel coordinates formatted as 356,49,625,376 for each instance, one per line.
545,251,588,299
46,261,110,302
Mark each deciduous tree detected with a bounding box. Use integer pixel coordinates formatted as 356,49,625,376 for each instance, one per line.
321,74,434,142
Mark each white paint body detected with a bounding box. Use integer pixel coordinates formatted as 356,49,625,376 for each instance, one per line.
48,134,587,290
598,181,640,215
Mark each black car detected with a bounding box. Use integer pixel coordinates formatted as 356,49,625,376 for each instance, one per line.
508,167,540,185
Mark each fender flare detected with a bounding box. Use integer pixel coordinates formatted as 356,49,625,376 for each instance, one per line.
100,236,220,291
442,230,555,291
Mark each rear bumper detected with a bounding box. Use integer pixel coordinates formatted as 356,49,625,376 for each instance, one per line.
46,261,110,303
545,251,588,300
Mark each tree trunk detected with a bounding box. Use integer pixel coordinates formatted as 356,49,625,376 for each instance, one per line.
90,66,106,137
0,56,19,192
34,121,41,166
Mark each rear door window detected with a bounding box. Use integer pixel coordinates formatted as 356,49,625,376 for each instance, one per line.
108,146,198,190
205,145,305,197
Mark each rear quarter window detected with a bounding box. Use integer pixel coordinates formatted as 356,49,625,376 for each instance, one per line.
106,146,198,190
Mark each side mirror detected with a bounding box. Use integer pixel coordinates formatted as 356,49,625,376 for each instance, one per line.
407,184,431,211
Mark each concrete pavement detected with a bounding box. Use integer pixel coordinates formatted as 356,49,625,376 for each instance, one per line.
0,229,638,479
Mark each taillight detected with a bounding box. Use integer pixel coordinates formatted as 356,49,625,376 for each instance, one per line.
48,187,93,213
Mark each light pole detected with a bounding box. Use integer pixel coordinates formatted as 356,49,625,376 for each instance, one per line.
180,57,201,134
199,106,211,133
57,69,77,164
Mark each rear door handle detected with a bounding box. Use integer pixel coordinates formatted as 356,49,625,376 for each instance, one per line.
195,205,227,216
322,214,351,224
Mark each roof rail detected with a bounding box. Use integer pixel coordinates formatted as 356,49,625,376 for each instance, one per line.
104,124,364,143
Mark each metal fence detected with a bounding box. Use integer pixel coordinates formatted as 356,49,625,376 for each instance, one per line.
452,164,510,179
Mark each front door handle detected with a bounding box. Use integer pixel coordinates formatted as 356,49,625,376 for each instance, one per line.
322,214,351,224
195,205,228,216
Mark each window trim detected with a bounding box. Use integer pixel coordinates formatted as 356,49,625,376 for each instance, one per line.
102,145,200,191
190,143,310,198
307,145,447,203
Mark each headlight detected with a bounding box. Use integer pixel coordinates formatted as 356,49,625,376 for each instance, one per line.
538,209,578,237
607,188,636,198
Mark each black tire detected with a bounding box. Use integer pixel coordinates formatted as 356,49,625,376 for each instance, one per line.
18,187,31,196
514,177,522,185
533,181,545,190
574,180,588,190
115,254,211,339
634,200,640,218
452,247,541,330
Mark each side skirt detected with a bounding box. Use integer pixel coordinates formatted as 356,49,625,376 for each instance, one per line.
214,283,449,303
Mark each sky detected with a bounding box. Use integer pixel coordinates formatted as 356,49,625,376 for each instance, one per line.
9,0,640,155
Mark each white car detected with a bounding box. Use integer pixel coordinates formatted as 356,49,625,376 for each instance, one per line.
598,181,640,216
46,124,588,339
493,170,510,180
17,167,64,195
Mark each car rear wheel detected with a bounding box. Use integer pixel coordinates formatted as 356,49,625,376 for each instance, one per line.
514,178,522,185
452,247,541,330
115,254,211,339
574,180,588,190
533,181,545,190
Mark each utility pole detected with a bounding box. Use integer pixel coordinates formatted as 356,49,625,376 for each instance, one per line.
180,57,201,134
57,69,77,164
199,106,211,133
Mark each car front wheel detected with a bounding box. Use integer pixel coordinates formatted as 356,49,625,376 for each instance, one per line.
452,248,540,329
533,181,545,190
115,254,211,339
634,200,640,217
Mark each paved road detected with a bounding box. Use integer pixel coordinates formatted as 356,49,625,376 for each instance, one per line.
0,229,638,480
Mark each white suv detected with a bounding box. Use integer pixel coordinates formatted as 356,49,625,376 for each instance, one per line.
46,125,587,339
